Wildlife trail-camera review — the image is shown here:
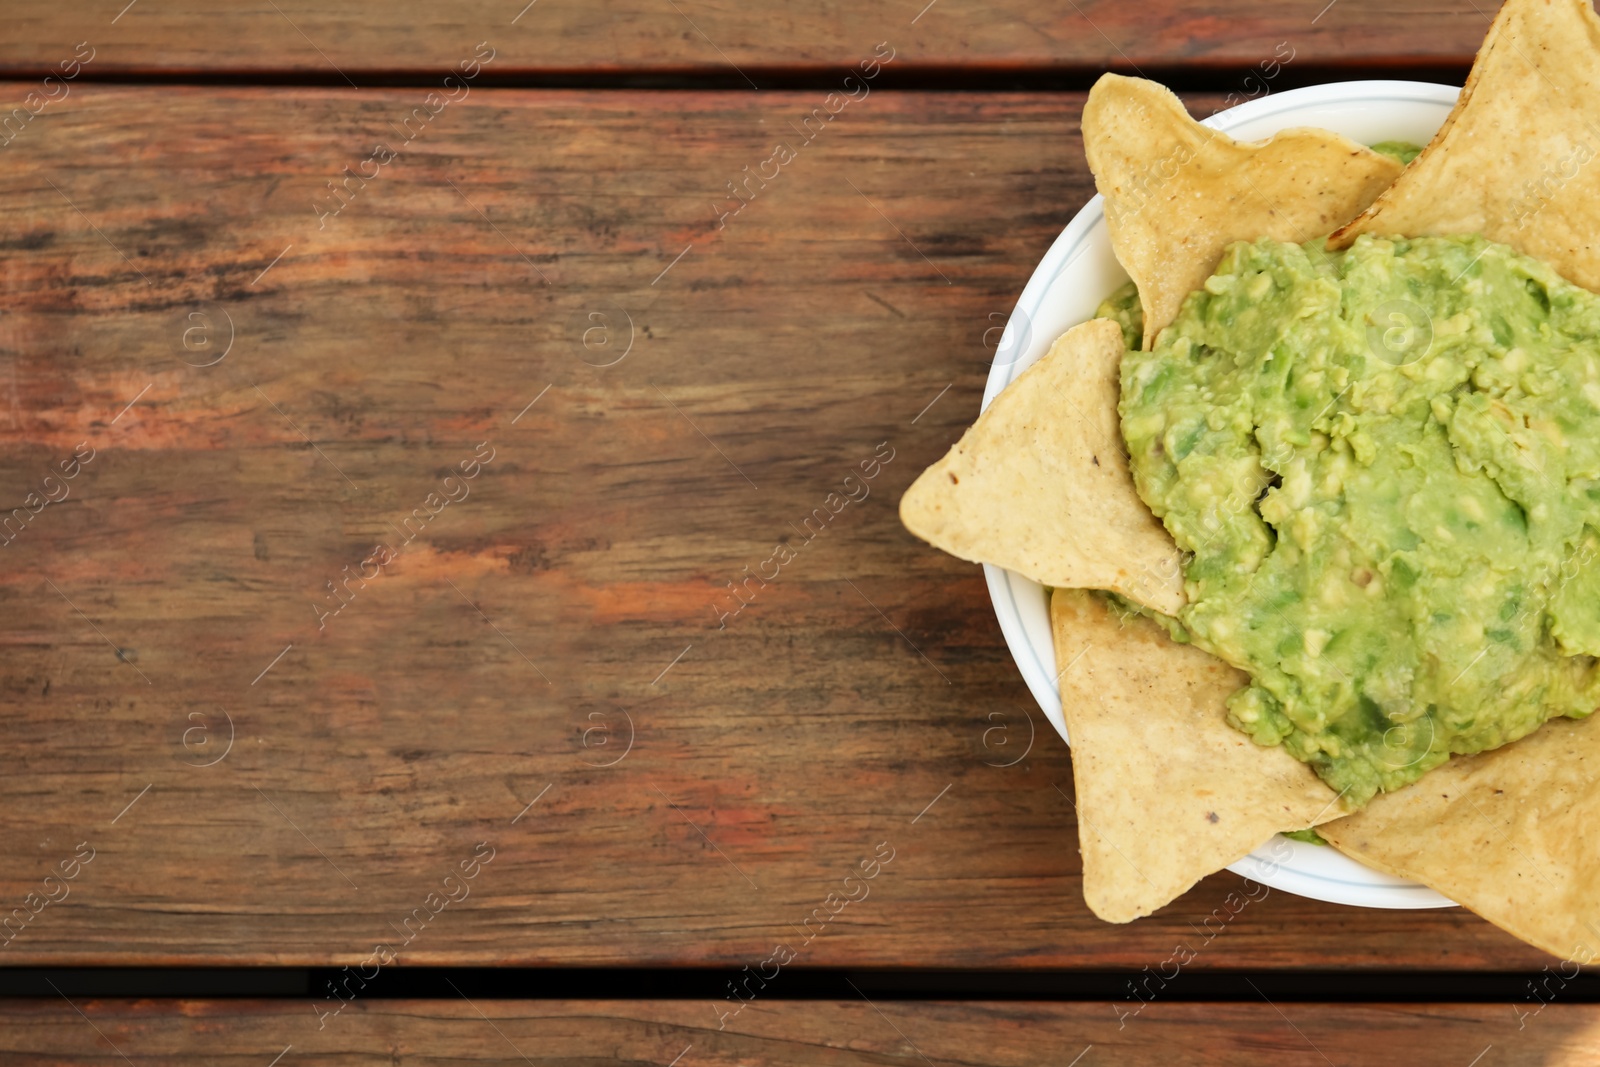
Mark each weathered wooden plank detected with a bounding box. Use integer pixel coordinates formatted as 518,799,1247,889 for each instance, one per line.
0,1,1489,81
2,999,1594,1065
0,84,1551,969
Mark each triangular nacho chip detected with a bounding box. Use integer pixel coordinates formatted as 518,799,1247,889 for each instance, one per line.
1331,0,1600,291
1321,714,1600,961
1084,73,1403,347
900,319,1184,615
1051,588,1342,923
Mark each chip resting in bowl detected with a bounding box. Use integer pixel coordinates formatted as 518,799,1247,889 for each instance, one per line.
1083,73,1402,348
1050,588,1341,922
1331,0,1600,291
899,319,1184,615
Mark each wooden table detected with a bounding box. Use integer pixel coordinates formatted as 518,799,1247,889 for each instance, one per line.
0,2,1592,1063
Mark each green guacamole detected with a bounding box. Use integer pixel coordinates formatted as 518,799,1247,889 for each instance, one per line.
1118,233,1600,806
1099,280,1145,351
1369,140,1423,166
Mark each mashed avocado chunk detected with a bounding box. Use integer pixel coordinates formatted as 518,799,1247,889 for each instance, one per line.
1098,281,1144,351
1369,140,1423,166
1120,233,1600,806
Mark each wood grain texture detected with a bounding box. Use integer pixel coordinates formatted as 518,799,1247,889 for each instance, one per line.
0,84,1552,969
3,998,1599,1065
1,0,1491,80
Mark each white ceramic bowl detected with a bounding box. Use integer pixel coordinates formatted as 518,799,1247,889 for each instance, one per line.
986,81,1463,910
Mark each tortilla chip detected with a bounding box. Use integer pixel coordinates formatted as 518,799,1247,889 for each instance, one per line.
900,319,1184,614
1321,715,1600,961
1083,74,1403,347
1331,0,1600,291
1051,588,1342,923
